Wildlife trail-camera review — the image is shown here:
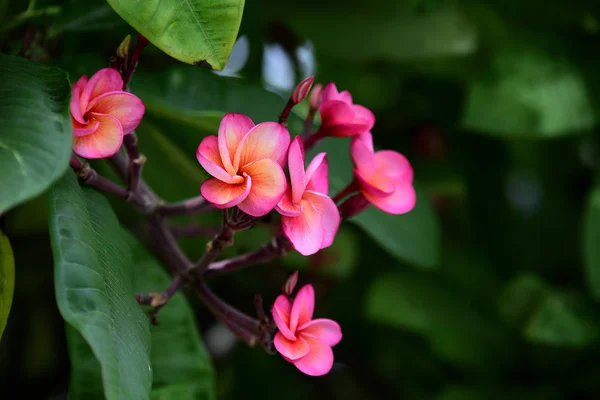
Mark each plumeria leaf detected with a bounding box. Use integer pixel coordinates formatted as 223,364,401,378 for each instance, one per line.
105,0,245,69
53,0,125,35
583,182,600,300
0,230,15,341
0,54,72,214
47,171,152,400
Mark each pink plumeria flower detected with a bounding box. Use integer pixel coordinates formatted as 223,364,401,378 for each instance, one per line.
318,82,375,138
197,113,290,217
70,68,145,159
276,136,340,256
272,284,342,376
351,132,416,214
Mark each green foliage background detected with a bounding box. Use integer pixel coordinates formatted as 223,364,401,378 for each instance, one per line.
3,0,600,399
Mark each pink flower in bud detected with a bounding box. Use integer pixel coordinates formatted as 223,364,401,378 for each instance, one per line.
318,83,374,138
351,132,416,214
70,68,145,159
276,136,340,256
292,76,314,105
197,113,290,217
309,83,323,109
272,284,342,376
283,271,299,296
339,193,370,218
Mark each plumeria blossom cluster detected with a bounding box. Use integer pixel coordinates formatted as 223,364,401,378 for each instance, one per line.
68,43,415,377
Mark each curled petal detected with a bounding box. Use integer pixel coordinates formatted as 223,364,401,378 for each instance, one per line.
72,117,99,137
351,135,376,178
364,182,417,215
290,284,315,332
79,68,123,113
87,92,145,134
197,136,243,184
305,153,328,195
288,136,306,203
218,113,255,175
236,122,290,169
200,176,251,209
276,188,302,217
304,191,340,249
299,319,342,347
375,150,414,183
274,332,310,360
238,158,286,217
355,170,395,198
70,76,88,124
72,113,123,159
282,200,324,256
292,336,334,376
272,295,295,339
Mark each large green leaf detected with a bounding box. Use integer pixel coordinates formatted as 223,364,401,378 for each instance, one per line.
105,0,245,69
583,184,600,300
312,137,441,268
47,171,152,400
0,230,15,341
0,54,72,214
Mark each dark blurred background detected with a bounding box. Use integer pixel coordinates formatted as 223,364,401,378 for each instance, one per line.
3,0,600,398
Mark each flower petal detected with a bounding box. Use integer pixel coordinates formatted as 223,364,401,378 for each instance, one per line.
274,332,310,361
236,122,291,168
305,152,329,195
197,136,243,184
351,134,376,178
304,191,340,249
238,158,286,217
218,113,255,175
375,150,414,183
292,336,334,376
79,68,123,113
355,170,395,198
87,92,145,134
282,200,324,256
70,75,88,124
365,182,416,215
200,176,251,209
321,83,341,103
272,294,295,340
352,105,375,130
72,117,99,137
290,284,315,332
299,319,342,347
276,188,302,217
319,100,354,124
339,90,352,104
72,113,123,159
288,136,306,204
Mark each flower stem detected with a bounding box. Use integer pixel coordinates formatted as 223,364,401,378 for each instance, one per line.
303,130,324,150
160,196,212,217
170,223,220,238
333,179,360,204
302,107,317,139
70,154,129,200
278,99,295,124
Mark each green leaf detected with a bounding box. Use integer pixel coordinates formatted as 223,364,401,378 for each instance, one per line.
47,171,152,400
0,230,15,341
461,46,595,137
126,233,215,399
583,184,600,299
0,54,72,213
53,0,125,36
105,0,245,69
312,137,441,269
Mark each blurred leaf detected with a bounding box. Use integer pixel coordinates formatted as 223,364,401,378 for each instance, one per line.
313,137,441,268
66,326,104,399
127,232,215,399
462,46,595,137
51,0,125,36
0,230,14,341
0,54,71,213
583,184,600,299
105,0,245,69
47,172,152,400
2,194,48,236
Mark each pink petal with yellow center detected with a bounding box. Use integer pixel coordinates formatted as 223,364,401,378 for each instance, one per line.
274,332,310,361
289,284,315,332
303,191,340,249
218,113,255,175
272,295,295,340
355,170,395,198
200,176,251,208
305,153,328,195
236,122,290,169
72,117,99,137
364,182,417,215
196,136,243,184
375,150,414,183
282,200,324,256
351,136,376,178
237,158,286,217
299,319,342,347
276,188,302,217
292,336,334,376
288,136,306,204
70,76,88,124
352,104,375,130
72,113,123,159
87,92,145,134
79,68,123,112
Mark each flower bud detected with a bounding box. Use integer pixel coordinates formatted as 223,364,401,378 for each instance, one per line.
292,76,314,105
309,83,323,109
283,271,299,296
117,35,131,59
339,194,370,219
